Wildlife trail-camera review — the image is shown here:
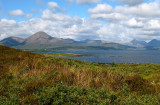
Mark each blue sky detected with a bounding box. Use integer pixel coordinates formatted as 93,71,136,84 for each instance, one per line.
1,0,92,19
0,0,160,42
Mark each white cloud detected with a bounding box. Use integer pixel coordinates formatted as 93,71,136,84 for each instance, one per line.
88,4,128,21
41,9,102,40
147,20,160,29
97,24,132,41
0,33,8,40
90,12,128,21
89,2,160,21
9,10,24,16
116,2,160,17
118,0,144,6
1,1,160,42
140,19,160,37
48,2,59,8
47,2,65,12
42,9,70,21
122,18,143,28
77,0,101,4
0,9,102,41
87,2,160,41
8,9,32,18
88,4,112,14
0,19,16,25
0,19,18,40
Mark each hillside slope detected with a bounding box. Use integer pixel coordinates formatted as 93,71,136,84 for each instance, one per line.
24,31,53,44
0,31,134,50
0,45,160,104
0,37,24,47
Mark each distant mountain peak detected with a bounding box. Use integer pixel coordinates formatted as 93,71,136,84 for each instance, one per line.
150,39,158,42
7,37,24,42
24,31,53,44
2,31,160,50
147,39,160,47
0,36,24,47
29,31,52,39
149,39,160,43
129,39,147,47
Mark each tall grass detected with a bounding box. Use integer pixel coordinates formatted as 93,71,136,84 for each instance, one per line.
1,45,160,104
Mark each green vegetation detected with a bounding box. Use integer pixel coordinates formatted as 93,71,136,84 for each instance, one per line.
1,45,160,104
41,53,86,57
15,43,134,51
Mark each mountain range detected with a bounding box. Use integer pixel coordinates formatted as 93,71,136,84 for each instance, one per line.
0,31,160,51
0,37,24,47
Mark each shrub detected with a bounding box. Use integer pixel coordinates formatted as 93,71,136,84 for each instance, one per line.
122,83,130,96
125,75,155,94
6,73,14,80
112,62,116,67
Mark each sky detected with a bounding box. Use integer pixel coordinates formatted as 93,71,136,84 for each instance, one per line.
0,0,160,42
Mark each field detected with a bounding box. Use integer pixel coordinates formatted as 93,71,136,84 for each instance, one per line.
0,45,160,104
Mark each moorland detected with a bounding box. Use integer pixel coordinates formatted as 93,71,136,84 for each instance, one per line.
1,45,160,104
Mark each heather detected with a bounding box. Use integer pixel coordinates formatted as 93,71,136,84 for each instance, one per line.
0,45,160,104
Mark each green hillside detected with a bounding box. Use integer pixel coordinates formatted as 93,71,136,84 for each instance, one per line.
15,43,134,51
0,45,160,104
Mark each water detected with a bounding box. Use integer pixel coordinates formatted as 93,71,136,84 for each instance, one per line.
51,50,160,64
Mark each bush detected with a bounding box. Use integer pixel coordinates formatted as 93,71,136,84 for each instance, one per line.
122,83,130,96
125,75,155,94
112,62,116,67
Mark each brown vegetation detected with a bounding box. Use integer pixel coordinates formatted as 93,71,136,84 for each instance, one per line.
1,45,160,104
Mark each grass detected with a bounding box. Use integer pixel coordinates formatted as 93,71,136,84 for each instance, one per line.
1,45,160,104
41,53,87,57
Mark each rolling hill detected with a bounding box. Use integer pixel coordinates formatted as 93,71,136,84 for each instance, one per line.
129,39,147,47
145,39,160,50
0,31,134,50
0,37,24,47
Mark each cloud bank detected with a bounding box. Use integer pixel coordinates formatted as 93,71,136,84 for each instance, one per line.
0,0,160,42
